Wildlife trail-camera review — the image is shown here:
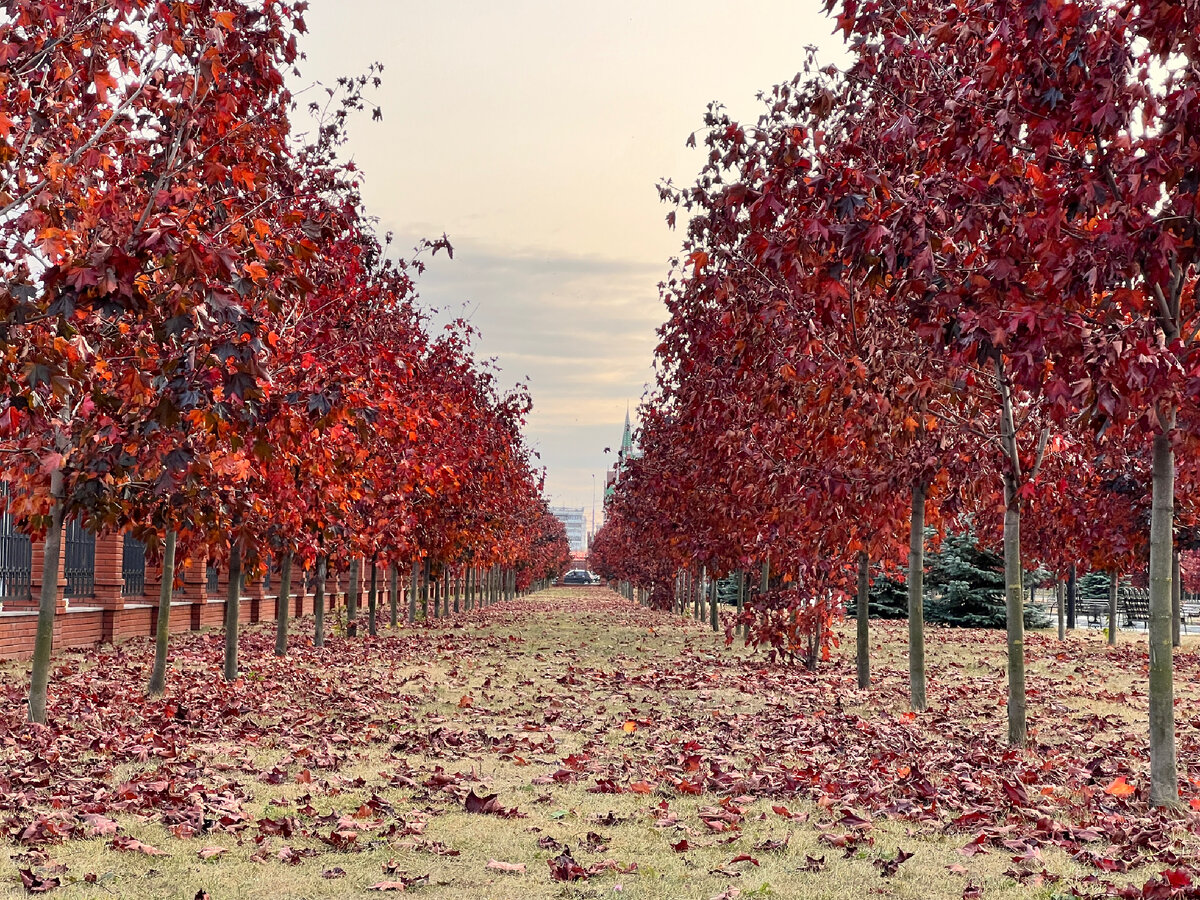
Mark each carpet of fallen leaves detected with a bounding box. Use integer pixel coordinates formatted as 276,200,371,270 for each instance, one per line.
5,588,1200,899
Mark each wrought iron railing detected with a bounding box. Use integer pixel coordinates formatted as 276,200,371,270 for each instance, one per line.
122,533,145,596
0,485,32,601
64,519,96,598
206,564,219,594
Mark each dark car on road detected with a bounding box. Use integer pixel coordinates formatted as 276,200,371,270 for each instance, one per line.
561,569,592,585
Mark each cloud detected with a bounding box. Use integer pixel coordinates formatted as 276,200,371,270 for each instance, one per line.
412,238,657,508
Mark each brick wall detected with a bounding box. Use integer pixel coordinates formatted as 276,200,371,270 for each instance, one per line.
0,529,358,660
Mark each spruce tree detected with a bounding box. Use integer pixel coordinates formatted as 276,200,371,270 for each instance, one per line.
1077,570,1111,601
925,531,1049,628
866,574,909,618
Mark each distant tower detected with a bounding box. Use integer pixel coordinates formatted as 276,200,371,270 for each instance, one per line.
606,406,637,501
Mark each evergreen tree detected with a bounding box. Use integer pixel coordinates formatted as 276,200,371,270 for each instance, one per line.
1077,569,1111,600
866,574,909,618
716,573,741,606
924,531,1049,629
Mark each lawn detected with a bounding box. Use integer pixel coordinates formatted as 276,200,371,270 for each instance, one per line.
3,587,1199,899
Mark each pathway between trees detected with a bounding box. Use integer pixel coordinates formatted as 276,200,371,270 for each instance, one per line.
3,588,1199,899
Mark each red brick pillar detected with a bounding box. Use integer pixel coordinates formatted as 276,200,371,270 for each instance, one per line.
294,560,305,618
91,532,126,610
245,558,266,624
175,554,208,632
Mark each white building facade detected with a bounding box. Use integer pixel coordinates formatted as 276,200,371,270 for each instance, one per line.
550,506,588,553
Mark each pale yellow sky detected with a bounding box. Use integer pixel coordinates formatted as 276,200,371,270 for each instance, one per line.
299,0,846,511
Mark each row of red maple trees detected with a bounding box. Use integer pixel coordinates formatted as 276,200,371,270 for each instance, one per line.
592,0,1200,807
0,2,570,722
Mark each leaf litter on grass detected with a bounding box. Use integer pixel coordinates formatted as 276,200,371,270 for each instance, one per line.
3,588,1200,898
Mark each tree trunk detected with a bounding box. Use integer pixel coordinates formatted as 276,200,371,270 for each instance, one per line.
148,529,178,696
1172,549,1181,648
274,551,293,657
27,467,65,724
389,562,398,629
1067,564,1077,629
735,570,745,638
367,558,378,636
427,556,436,619
223,540,242,682
709,575,718,631
908,481,928,712
856,550,870,689
1149,428,1178,807
1056,579,1065,641
1107,570,1119,646
409,559,418,621
346,557,359,637
313,555,327,647
1002,478,1026,747
453,566,461,613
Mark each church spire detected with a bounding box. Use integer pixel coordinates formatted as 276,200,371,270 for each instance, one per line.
620,405,633,458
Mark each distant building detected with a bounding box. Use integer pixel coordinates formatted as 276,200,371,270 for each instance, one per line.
605,408,638,501
550,506,588,553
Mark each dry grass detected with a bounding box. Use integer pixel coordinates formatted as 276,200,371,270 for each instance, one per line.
3,589,1198,899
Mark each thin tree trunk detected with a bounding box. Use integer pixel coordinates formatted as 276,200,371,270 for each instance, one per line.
274,551,293,657
996,361,1028,747
1067,564,1077,629
453,566,461,613
709,575,718,631
736,570,745,639
1172,549,1182,648
443,565,451,616
1056,579,1065,641
367,558,378,636
28,467,65,724
1107,570,1119,646
409,558,418,622
1149,428,1178,806
427,556,436,619
908,480,928,713
223,539,242,682
148,529,177,696
313,555,327,647
346,557,359,637
856,550,870,689
389,562,398,628
1002,478,1027,746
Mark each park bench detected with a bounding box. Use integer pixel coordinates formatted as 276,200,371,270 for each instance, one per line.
1120,587,1150,627
1080,598,1108,627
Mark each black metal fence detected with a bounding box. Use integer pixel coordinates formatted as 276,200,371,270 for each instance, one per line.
0,485,32,601
122,533,145,596
64,519,95,598
207,565,219,594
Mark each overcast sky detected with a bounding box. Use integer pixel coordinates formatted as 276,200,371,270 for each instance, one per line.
298,1,846,519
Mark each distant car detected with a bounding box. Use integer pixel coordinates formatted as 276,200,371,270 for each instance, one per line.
589,572,602,584
562,570,591,585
